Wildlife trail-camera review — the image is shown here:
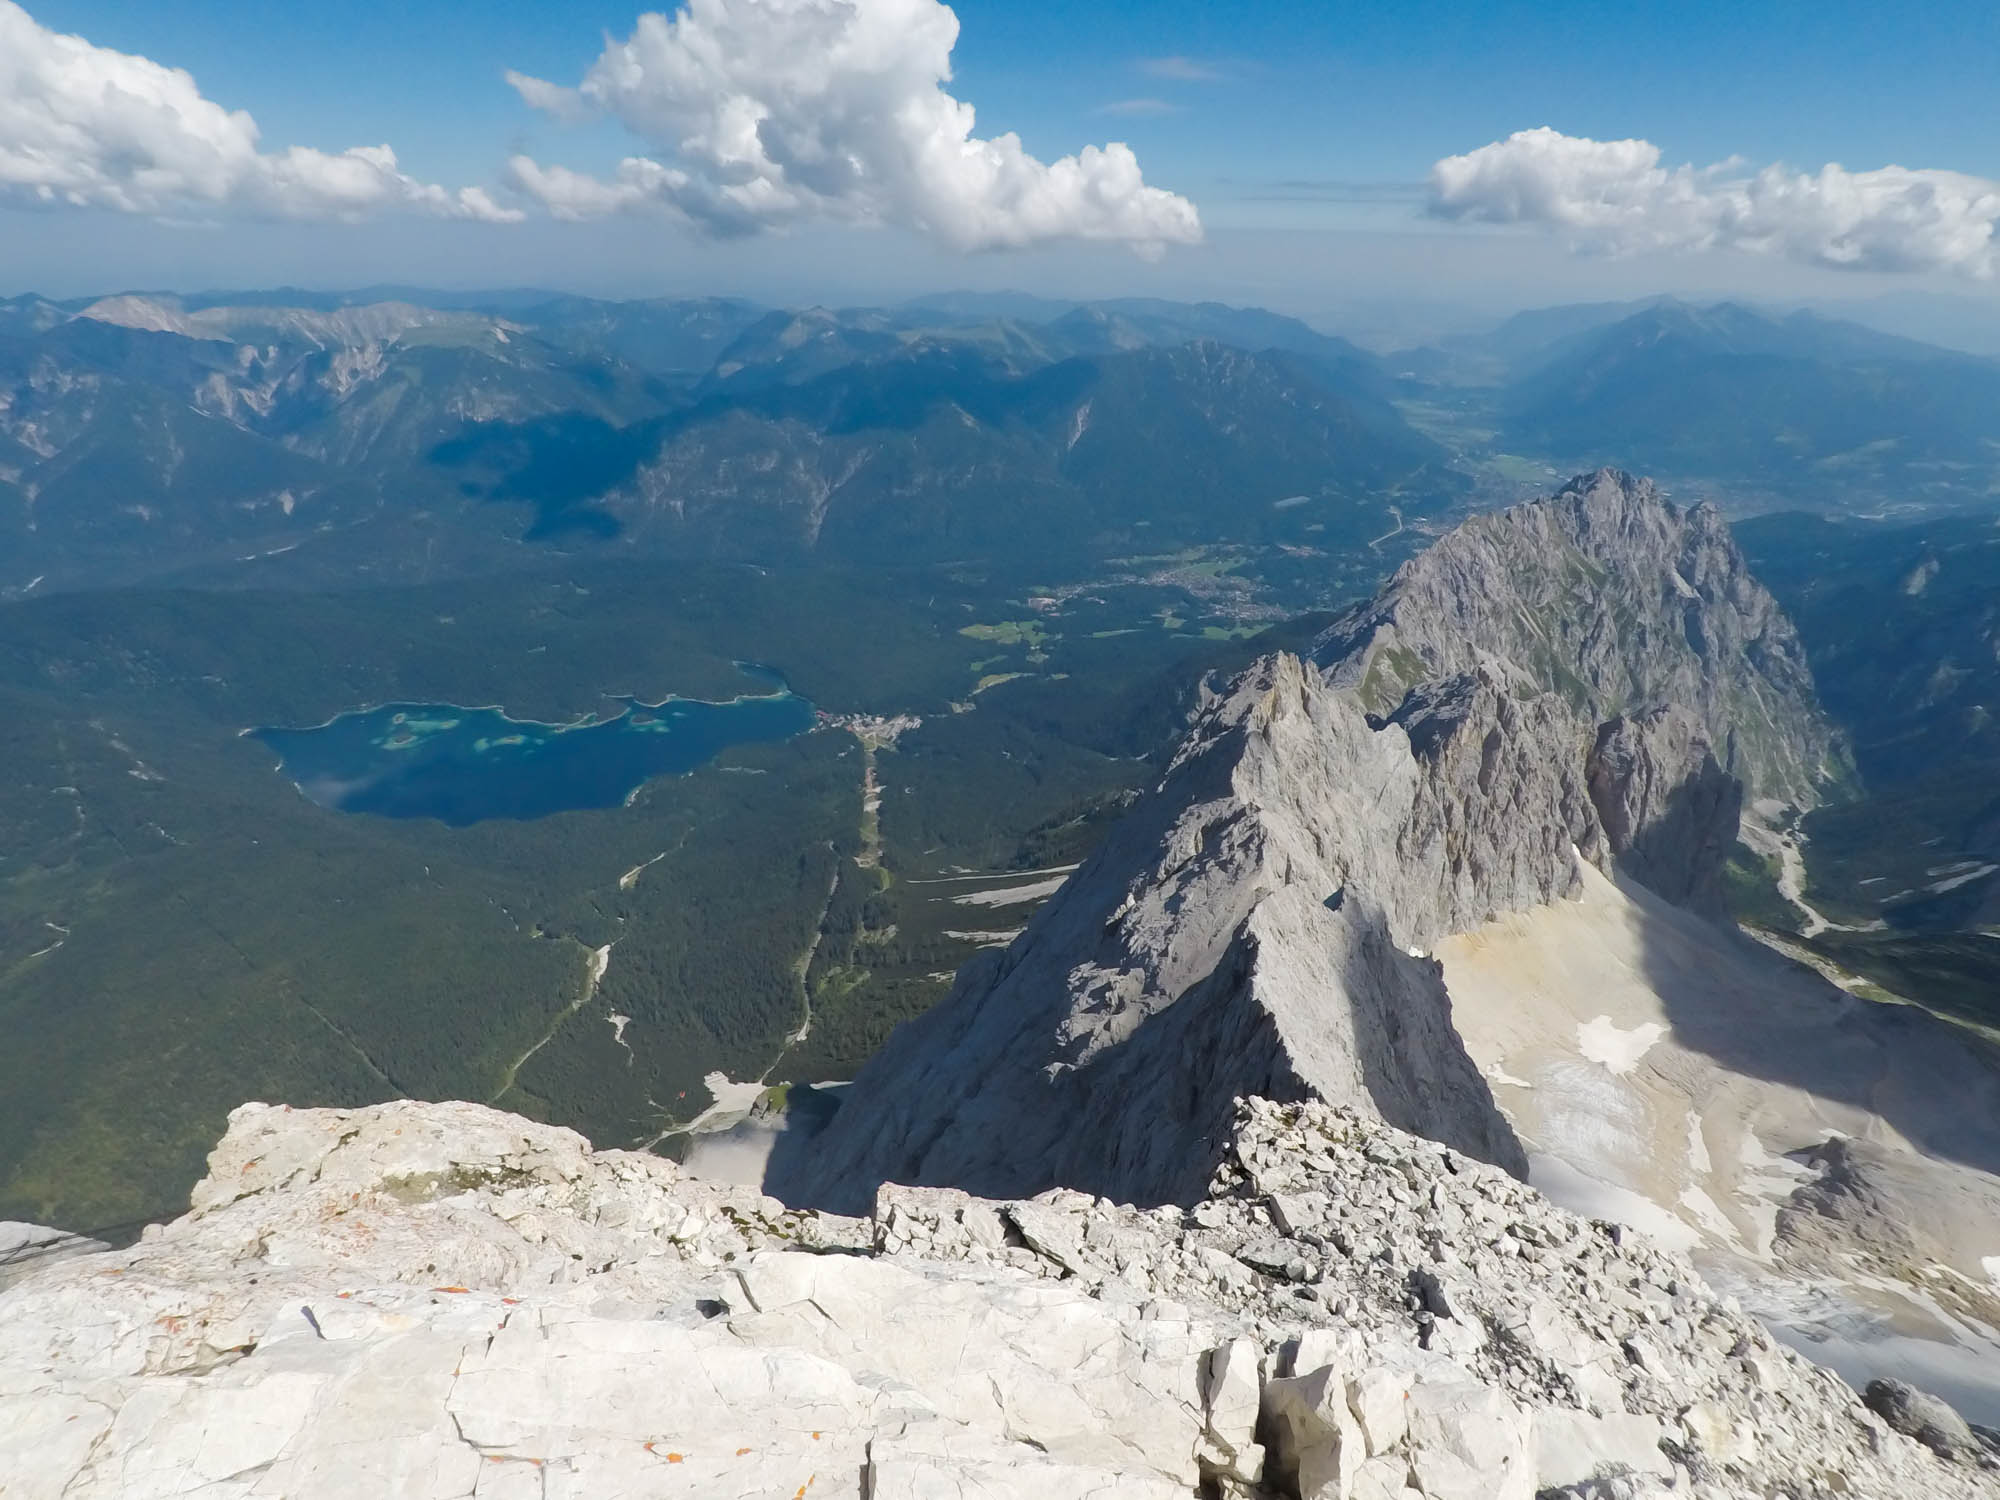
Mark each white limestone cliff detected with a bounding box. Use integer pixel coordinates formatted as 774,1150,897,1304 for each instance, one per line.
1313,468,1841,809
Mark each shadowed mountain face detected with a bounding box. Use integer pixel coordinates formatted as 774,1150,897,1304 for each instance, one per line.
1738,510,2000,793
1736,510,2000,940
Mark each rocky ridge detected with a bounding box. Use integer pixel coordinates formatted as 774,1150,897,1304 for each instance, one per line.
770,652,1552,1212
1,1096,1991,1499
771,472,1816,1214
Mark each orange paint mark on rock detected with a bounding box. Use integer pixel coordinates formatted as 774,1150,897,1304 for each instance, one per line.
432,1286,470,1294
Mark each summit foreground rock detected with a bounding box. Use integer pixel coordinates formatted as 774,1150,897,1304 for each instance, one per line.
0,1096,1992,1497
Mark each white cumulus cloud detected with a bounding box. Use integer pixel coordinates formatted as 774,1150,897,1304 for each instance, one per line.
0,1,520,222
506,0,1202,254
1429,127,2000,277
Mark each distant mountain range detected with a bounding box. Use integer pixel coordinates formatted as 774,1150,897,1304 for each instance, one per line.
1482,300,2000,505
0,290,1457,593
466,338,1448,559
6,286,2000,595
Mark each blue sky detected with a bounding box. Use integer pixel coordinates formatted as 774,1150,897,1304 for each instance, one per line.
8,0,2000,313
31,1,2000,201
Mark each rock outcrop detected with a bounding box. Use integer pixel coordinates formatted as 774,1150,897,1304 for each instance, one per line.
0,1221,106,1293
2,1097,1988,1498
772,472,1823,1215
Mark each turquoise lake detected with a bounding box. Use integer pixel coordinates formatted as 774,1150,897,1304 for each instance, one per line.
253,672,816,826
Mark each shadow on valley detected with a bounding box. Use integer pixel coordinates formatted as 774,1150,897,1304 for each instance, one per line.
1630,784,2000,1188
422,342,1461,572
431,413,652,539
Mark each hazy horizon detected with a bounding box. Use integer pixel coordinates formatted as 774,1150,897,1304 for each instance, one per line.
13,234,2000,356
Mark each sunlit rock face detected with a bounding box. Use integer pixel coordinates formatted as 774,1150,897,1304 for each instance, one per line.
764,469,2000,1436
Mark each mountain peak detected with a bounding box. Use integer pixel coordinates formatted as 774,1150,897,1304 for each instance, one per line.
1317,467,1838,807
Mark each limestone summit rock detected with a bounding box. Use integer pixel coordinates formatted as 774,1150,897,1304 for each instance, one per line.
0,1221,107,1292
0,1099,1203,1500
0,1095,1989,1498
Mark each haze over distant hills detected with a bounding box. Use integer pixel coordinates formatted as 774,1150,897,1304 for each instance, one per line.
0,289,1457,594
7,286,2000,600
1493,301,2000,505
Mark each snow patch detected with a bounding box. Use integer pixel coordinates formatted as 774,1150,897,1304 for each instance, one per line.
1577,1015,1666,1075
952,874,1071,907
1528,1152,1700,1253
1685,1111,1712,1174
1928,862,1998,894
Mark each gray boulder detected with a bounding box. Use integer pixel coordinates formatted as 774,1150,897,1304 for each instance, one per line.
1865,1377,1979,1462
